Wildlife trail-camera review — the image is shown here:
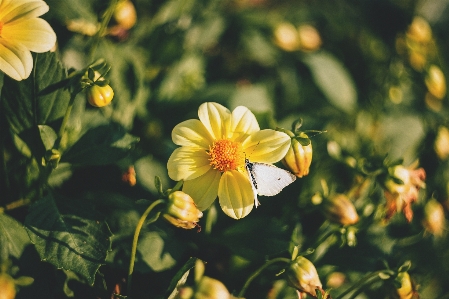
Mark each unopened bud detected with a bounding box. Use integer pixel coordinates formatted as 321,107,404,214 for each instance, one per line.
282,133,312,178
434,126,449,160
422,199,446,237
194,276,230,299
425,65,446,100
164,191,203,229
113,0,137,30
406,16,432,44
297,25,322,51
273,23,300,52
285,256,322,296
322,194,359,226
0,273,16,299
395,272,414,299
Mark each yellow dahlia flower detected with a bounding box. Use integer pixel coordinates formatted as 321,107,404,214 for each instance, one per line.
167,102,291,219
0,0,56,81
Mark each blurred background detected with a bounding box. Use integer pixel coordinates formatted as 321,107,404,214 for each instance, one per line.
5,0,449,298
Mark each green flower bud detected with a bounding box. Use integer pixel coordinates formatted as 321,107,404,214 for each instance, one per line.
422,199,446,237
322,194,359,226
193,276,230,299
87,84,114,107
164,191,203,229
285,256,322,296
282,132,313,178
396,272,414,299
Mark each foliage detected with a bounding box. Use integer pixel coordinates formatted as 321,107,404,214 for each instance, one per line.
1,0,449,298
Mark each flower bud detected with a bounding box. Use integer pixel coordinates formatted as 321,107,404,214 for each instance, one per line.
406,16,432,44
193,276,230,299
0,273,16,299
164,191,203,229
285,256,322,296
297,24,322,52
87,84,114,107
425,65,446,100
422,199,446,237
322,194,359,226
434,126,449,160
113,0,137,30
395,272,414,299
273,23,300,52
282,133,312,178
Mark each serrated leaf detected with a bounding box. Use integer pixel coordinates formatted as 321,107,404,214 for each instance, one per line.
166,257,198,299
61,122,139,166
24,193,112,285
302,51,357,113
0,213,31,259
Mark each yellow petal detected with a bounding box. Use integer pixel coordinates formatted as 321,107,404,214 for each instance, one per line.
229,106,260,143
183,168,221,211
218,170,254,219
198,102,231,140
0,0,49,24
3,18,56,52
243,129,291,163
172,119,214,148
0,39,32,81
167,147,211,181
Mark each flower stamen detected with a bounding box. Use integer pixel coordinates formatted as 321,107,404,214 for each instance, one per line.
208,139,245,172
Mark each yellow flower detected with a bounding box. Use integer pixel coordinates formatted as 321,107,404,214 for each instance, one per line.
167,102,291,219
0,0,56,81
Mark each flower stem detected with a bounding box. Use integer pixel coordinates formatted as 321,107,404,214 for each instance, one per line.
334,270,390,299
238,257,291,298
126,199,165,296
54,90,80,151
169,180,184,194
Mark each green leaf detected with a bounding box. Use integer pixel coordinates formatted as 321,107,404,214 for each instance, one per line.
61,121,139,166
0,213,31,259
1,52,70,160
38,125,58,150
2,52,70,135
24,193,112,285
166,257,198,299
302,51,357,113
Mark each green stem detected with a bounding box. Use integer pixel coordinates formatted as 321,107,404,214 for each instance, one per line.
127,199,165,296
54,90,80,150
238,257,291,298
89,0,118,59
334,270,389,299
169,180,184,194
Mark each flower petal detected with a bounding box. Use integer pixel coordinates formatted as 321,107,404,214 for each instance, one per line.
0,1,49,24
198,102,231,140
0,38,32,81
229,106,260,143
172,119,214,148
3,18,56,52
243,129,291,163
183,168,221,211
218,170,254,219
167,147,211,181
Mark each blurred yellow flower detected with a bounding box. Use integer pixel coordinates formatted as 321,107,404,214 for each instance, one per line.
167,102,290,219
0,0,56,81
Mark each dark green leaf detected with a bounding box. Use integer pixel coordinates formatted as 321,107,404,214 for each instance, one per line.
166,257,198,299
38,125,58,150
62,121,139,166
302,51,357,113
24,193,112,285
0,213,31,259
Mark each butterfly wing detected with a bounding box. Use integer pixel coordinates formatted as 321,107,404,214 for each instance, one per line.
250,162,296,196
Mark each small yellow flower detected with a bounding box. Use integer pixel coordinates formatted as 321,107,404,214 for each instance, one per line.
167,102,291,219
0,0,57,81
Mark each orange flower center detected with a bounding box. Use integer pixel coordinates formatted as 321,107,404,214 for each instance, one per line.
208,139,245,172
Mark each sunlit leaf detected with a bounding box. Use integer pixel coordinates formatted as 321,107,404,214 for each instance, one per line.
302,51,357,113
0,213,31,259
24,193,112,285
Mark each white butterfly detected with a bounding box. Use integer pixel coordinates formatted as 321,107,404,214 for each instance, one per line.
245,158,296,207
